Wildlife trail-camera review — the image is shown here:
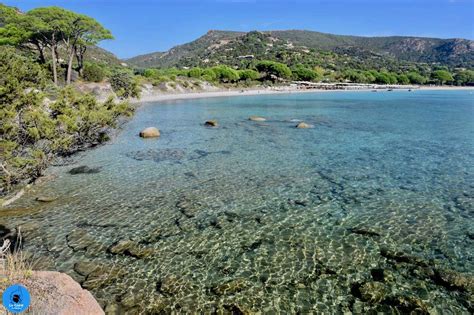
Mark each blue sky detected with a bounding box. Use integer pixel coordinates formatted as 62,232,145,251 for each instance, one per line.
3,0,474,59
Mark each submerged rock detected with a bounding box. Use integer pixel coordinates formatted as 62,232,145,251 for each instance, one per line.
176,195,202,218
74,261,107,277
434,269,474,292
158,275,193,295
296,122,311,129
69,166,101,175
249,116,266,122
34,174,57,185
349,228,381,237
205,120,218,127
108,239,154,259
17,222,41,240
212,278,249,295
126,149,186,163
359,281,387,303
66,229,102,252
380,247,430,267
75,261,127,290
139,127,160,138
35,196,58,203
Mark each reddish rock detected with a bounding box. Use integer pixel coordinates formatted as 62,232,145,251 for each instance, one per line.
21,271,104,314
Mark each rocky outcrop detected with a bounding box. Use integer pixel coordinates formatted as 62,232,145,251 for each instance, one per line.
139,127,160,138
20,271,104,315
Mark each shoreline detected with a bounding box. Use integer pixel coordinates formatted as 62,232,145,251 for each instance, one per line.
131,85,474,104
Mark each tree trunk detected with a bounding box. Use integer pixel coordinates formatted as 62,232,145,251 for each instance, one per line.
51,36,58,85
75,45,86,77
34,41,46,64
66,49,75,85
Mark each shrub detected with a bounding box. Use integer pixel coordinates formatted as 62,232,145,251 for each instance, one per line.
109,70,140,98
211,65,240,83
255,60,292,81
407,72,427,84
0,48,133,192
238,69,259,81
343,70,367,83
143,68,159,78
292,65,318,81
432,70,453,85
454,70,474,86
201,69,217,82
188,67,203,78
374,71,397,85
397,74,410,85
82,63,106,82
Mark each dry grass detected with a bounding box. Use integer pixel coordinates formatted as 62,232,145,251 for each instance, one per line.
0,229,35,290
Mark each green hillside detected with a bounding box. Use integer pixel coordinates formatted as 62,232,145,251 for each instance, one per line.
126,30,474,70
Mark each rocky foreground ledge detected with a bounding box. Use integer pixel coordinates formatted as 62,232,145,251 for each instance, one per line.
1,271,103,315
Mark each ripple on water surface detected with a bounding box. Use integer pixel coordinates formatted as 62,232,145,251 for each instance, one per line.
3,90,474,313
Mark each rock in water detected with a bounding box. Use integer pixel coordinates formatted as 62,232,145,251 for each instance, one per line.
69,166,101,175
205,120,218,127
139,127,160,138
249,116,266,122
35,196,58,203
296,122,311,129
359,281,387,303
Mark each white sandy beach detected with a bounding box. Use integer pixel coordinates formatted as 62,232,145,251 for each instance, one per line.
131,85,473,104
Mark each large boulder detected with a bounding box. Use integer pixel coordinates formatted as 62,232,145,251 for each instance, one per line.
249,116,266,122
205,120,218,127
19,271,104,315
139,127,160,138
296,122,311,129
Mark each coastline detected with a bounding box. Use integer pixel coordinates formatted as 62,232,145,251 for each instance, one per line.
131,85,474,104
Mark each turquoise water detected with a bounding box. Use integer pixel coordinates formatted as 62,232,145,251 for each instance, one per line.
2,90,474,313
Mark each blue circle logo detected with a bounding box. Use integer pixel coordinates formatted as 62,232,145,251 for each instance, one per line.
2,284,30,313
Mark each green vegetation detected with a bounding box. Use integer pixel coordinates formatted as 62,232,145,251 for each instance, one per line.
0,4,113,85
292,65,319,81
454,70,474,86
238,69,259,81
0,5,133,194
407,72,427,85
136,62,470,88
128,30,472,87
255,61,292,81
82,62,107,82
210,65,240,83
127,30,474,70
432,70,454,85
110,70,140,98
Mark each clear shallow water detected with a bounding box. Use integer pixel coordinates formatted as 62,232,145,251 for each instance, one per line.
2,90,474,313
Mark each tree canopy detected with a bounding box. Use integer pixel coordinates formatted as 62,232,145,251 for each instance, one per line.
0,4,112,85
432,70,454,85
255,61,292,81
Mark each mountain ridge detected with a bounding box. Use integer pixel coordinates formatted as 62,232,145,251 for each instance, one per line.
125,29,474,69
